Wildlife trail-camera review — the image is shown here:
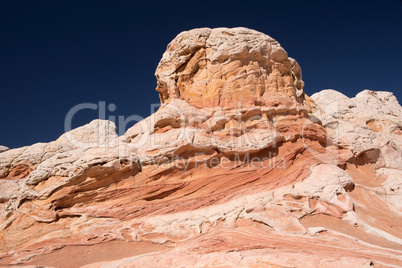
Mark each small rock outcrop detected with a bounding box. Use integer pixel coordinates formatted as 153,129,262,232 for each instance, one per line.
311,89,402,210
0,28,401,267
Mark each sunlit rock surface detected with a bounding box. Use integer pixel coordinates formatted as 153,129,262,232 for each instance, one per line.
0,27,401,267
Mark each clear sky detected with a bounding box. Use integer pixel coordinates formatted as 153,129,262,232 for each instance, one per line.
1,0,401,149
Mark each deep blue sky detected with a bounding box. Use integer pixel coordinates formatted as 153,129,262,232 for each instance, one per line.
1,0,401,149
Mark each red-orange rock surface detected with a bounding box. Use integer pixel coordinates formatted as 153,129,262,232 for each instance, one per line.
0,27,401,267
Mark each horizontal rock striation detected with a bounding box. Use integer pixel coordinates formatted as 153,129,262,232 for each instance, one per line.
0,28,401,267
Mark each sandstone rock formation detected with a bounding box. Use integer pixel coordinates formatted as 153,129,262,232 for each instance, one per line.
0,146,8,153
155,28,308,109
0,27,401,267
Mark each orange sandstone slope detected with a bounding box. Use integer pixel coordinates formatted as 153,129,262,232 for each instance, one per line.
0,27,401,268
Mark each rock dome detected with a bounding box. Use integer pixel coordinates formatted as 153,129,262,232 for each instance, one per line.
155,27,306,108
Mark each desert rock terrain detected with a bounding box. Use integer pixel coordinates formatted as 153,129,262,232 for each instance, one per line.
0,27,401,267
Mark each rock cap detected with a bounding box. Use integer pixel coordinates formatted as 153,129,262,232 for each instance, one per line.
155,27,305,108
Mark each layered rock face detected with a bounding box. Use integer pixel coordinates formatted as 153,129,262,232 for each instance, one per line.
0,28,401,267
155,28,307,108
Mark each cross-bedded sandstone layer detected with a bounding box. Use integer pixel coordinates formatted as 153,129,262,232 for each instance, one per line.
0,28,401,267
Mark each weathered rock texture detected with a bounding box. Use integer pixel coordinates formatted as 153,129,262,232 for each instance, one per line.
0,27,401,268
155,27,309,109
0,146,8,154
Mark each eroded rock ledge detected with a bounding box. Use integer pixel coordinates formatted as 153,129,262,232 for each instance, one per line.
0,27,401,267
